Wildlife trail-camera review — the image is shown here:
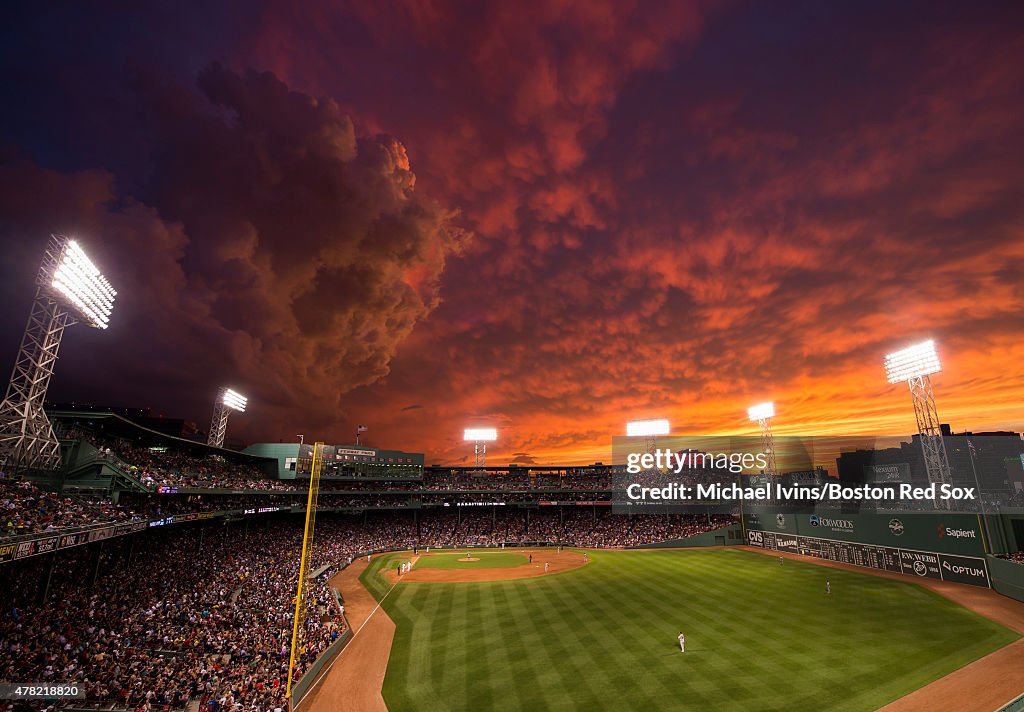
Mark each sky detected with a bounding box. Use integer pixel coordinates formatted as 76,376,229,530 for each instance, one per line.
1,0,1023,465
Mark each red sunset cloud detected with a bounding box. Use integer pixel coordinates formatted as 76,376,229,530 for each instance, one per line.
1,1,1022,464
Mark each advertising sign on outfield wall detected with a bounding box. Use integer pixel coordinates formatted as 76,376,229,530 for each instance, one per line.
744,507,986,556
747,528,990,587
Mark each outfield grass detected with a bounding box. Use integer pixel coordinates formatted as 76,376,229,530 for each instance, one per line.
361,548,1019,711
414,552,530,570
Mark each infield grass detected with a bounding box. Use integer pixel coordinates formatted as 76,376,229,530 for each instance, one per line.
413,552,530,570
361,548,1019,711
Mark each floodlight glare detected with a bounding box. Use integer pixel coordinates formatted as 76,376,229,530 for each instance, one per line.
464,428,497,442
222,389,248,412
626,419,670,437
747,402,775,421
883,338,953,506
1,235,117,473
46,239,117,329
208,386,249,448
884,340,941,384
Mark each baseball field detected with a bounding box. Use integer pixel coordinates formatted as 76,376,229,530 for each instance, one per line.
355,548,1020,711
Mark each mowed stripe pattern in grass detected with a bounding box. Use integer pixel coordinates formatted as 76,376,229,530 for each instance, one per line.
365,548,1018,712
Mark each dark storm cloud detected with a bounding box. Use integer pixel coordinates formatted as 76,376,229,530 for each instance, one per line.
244,0,1024,462
0,64,467,438
2,1,1024,463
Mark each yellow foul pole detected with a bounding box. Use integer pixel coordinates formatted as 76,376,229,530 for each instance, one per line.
286,441,324,706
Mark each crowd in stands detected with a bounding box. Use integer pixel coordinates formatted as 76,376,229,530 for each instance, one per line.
64,428,293,491
0,509,732,711
1,479,144,537
0,521,348,712
1001,550,1024,564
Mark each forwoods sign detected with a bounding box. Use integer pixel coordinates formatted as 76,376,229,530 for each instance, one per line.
743,509,986,556
747,529,990,588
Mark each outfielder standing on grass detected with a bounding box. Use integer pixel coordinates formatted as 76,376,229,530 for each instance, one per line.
678,631,685,653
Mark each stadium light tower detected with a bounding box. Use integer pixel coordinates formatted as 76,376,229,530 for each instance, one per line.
0,235,117,473
747,402,777,477
464,428,497,469
626,419,670,456
208,387,247,448
884,339,952,508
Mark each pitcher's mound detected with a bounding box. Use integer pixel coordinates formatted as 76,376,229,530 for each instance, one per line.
458,557,481,562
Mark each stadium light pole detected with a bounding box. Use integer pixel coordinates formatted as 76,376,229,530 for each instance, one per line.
207,387,247,448
464,428,497,469
0,235,117,473
747,402,777,478
883,339,952,509
626,419,670,456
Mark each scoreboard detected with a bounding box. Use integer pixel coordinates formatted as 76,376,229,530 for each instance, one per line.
747,529,990,587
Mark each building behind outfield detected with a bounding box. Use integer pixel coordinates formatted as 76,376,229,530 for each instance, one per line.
244,442,425,479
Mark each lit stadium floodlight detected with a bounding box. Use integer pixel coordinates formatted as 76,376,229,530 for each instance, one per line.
221,388,248,412
208,387,248,448
49,240,117,329
625,419,670,437
626,419,669,456
883,339,952,508
463,428,497,442
0,235,117,473
884,340,941,384
463,428,497,468
747,402,777,479
747,402,775,421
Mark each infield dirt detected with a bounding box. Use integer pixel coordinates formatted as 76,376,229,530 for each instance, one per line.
384,548,588,583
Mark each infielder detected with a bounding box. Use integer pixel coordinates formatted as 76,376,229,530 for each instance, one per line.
678,631,685,653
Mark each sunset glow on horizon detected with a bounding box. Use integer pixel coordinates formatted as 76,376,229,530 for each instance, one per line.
1,1,1022,466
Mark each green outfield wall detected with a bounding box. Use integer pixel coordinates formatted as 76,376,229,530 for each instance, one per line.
632,524,745,548
987,555,1024,603
743,507,988,556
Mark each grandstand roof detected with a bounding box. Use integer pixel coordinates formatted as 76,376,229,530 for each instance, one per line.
48,408,276,465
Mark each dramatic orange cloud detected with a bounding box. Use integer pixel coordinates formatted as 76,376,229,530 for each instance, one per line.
1,1,1022,465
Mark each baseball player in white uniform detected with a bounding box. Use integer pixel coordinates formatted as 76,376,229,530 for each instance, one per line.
678,631,685,653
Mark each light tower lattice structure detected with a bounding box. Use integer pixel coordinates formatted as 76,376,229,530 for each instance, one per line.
884,340,952,508
0,236,116,473
747,402,777,478
464,428,497,469
207,387,247,448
